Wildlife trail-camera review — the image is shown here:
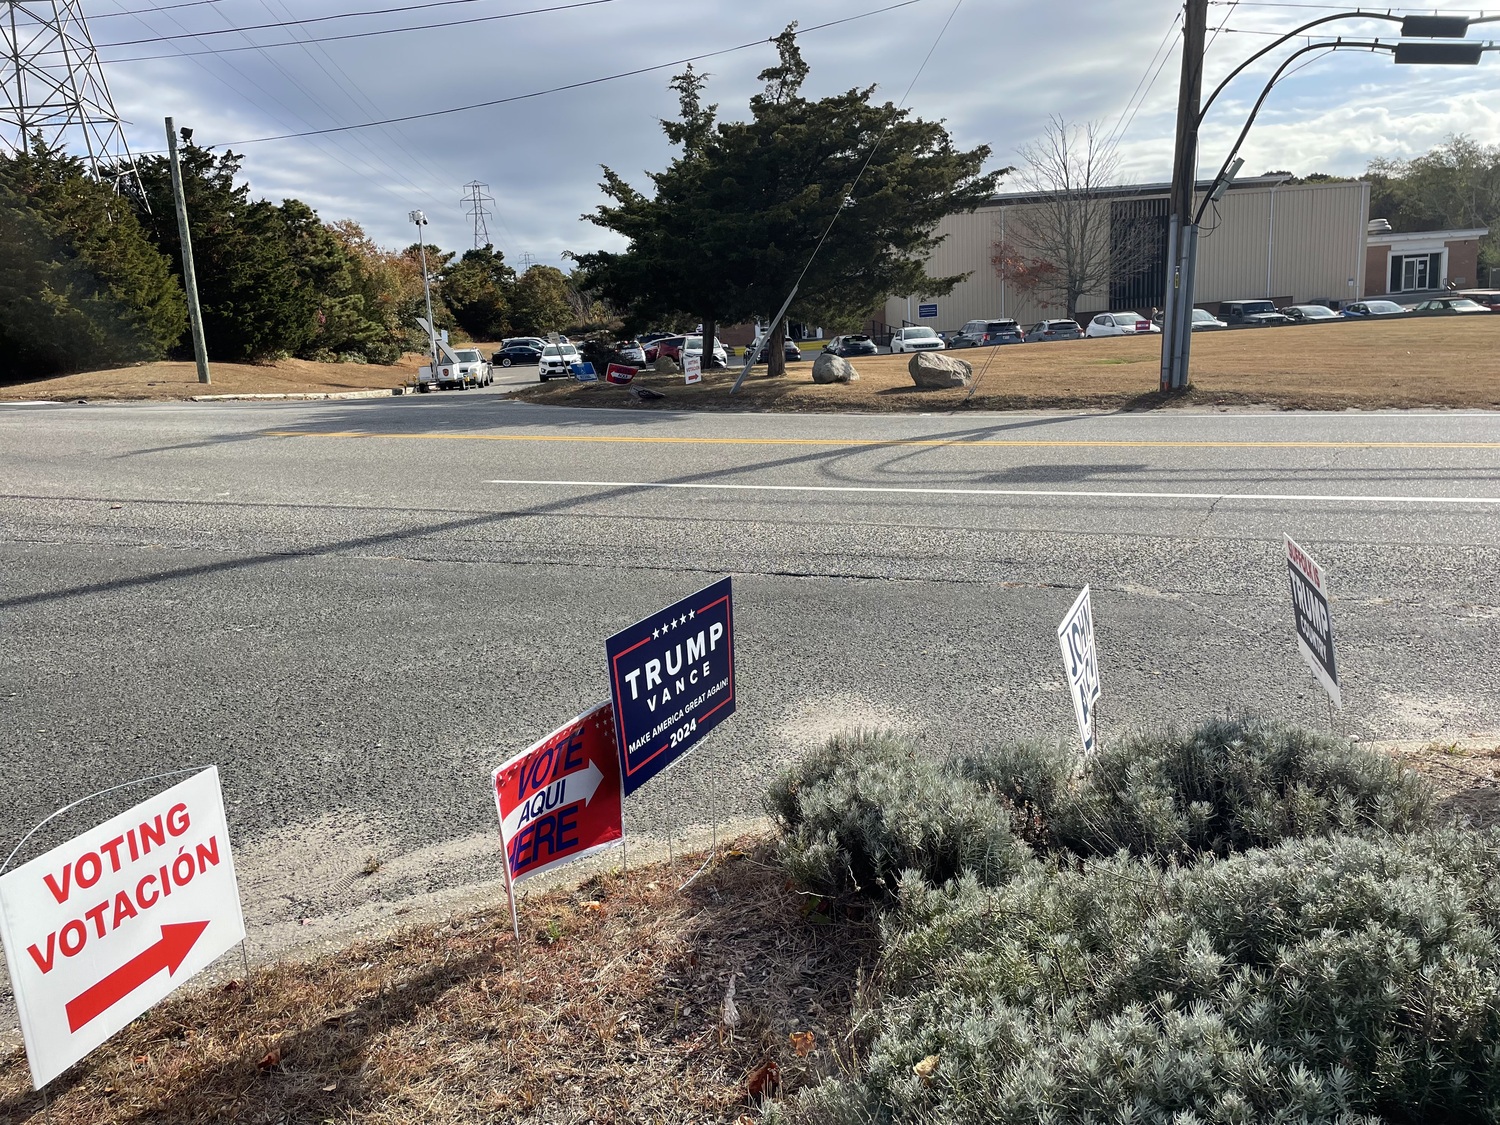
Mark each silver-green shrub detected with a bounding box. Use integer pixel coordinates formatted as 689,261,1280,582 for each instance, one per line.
797,829,1500,1124
956,717,1432,862
765,730,1030,898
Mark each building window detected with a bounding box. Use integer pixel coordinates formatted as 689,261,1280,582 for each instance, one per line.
1389,251,1443,293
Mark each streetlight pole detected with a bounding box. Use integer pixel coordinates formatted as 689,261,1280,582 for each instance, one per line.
1160,0,1206,395
165,117,210,385
409,210,437,377
1158,10,1493,393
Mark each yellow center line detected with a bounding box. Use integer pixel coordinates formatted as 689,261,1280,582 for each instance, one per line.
262,430,1500,451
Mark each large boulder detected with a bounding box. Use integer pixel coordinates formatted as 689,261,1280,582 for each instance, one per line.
654,355,681,375
908,351,972,389
812,351,860,384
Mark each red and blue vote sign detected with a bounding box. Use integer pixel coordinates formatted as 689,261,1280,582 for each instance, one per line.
606,577,735,796
492,702,623,884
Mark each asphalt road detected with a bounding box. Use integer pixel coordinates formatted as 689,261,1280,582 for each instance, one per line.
2,393,1498,954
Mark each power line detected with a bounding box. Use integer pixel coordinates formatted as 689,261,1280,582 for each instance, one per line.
1103,10,1182,154
91,0,612,49
189,0,928,147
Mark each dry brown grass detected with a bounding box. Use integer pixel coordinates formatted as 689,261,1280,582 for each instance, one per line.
0,840,874,1125
516,317,1500,413
0,355,428,403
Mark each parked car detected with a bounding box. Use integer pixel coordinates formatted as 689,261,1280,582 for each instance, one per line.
1219,299,1293,327
1341,300,1406,317
537,343,582,380
1279,304,1341,323
1455,289,1500,310
492,342,542,367
1151,309,1228,331
1084,312,1159,338
890,326,945,353
642,335,680,363
657,335,730,366
502,336,547,350
823,334,879,357
1023,319,1082,342
749,339,802,363
949,318,1024,347
1408,297,1493,315
615,340,647,365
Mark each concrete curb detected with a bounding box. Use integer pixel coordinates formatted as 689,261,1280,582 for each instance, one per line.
189,389,401,402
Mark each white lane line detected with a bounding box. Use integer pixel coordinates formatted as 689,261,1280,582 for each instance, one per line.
483,478,1500,506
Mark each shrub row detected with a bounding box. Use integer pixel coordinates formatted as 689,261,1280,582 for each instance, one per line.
764,717,1482,1124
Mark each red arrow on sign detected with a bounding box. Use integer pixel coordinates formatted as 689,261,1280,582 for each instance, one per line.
65,920,210,1032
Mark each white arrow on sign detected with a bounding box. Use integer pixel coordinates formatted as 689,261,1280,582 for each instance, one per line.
501,761,605,840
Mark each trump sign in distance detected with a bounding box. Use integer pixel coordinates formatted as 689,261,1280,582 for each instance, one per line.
0,768,246,1089
1057,586,1101,755
493,701,624,885
606,577,735,796
1284,535,1341,708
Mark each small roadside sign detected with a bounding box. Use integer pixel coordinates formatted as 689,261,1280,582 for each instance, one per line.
683,354,702,385
918,302,938,319
0,768,246,1089
605,363,637,385
493,702,624,889
570,362,598,382
606,578,735,796
1284,535,1340,707
1057,586,1101,754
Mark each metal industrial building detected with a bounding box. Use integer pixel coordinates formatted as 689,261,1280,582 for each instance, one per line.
880,176,1372,334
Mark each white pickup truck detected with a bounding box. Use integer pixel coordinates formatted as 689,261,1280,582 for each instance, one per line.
417,343,492,391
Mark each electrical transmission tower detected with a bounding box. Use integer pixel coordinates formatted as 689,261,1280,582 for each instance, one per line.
1,0,141,188
461,180,495,249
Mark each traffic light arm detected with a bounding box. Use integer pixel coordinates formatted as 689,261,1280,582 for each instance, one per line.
1197,12,1400,125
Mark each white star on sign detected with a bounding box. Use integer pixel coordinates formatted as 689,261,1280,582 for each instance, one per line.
688,610,695,621
652,628,660,639
670,617,678,630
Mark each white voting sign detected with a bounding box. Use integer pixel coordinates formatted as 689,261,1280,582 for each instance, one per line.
1057,586,1101,754
0,768,246,1088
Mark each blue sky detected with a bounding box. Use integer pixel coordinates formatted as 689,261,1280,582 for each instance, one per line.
56,0,1500,262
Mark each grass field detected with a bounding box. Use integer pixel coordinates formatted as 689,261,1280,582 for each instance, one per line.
516,317,1500,412
3,318,1496,410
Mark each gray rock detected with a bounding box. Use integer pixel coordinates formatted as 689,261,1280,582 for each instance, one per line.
908,351,972,389
653,355,681,375
811,351,860,384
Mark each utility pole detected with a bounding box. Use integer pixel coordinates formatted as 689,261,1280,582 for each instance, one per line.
165,117,210,385
1160,0,1207,393
410,210,438,374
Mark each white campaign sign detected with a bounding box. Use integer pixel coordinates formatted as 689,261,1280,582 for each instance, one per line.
1057,586,1101,755
0,768,246,1088
683,353,702,384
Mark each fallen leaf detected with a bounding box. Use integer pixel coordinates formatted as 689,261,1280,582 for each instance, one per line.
913,1054,940,1083
580,900,605,914
257,1048,281,1070
222,979,242,993
322,1083,337,1092
789,1030,816,1057
747,1058,781,1099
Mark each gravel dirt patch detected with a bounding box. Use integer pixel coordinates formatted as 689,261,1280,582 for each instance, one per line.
513,318,1500,413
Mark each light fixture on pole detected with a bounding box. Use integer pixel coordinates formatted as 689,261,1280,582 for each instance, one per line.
409,210,438,378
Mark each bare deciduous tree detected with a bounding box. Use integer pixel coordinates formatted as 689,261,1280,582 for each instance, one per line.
994,117,1156,321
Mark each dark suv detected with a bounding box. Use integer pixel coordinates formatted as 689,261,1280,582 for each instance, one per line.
1023,319,1082,342
1219,299,1293,327
950,318,1023,347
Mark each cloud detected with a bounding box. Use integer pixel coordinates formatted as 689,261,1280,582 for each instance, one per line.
53,0,1500,263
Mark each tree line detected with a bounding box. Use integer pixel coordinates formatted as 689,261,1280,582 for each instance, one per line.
0,142,577,382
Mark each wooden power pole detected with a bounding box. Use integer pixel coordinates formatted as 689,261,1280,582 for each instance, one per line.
165,117,211,385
